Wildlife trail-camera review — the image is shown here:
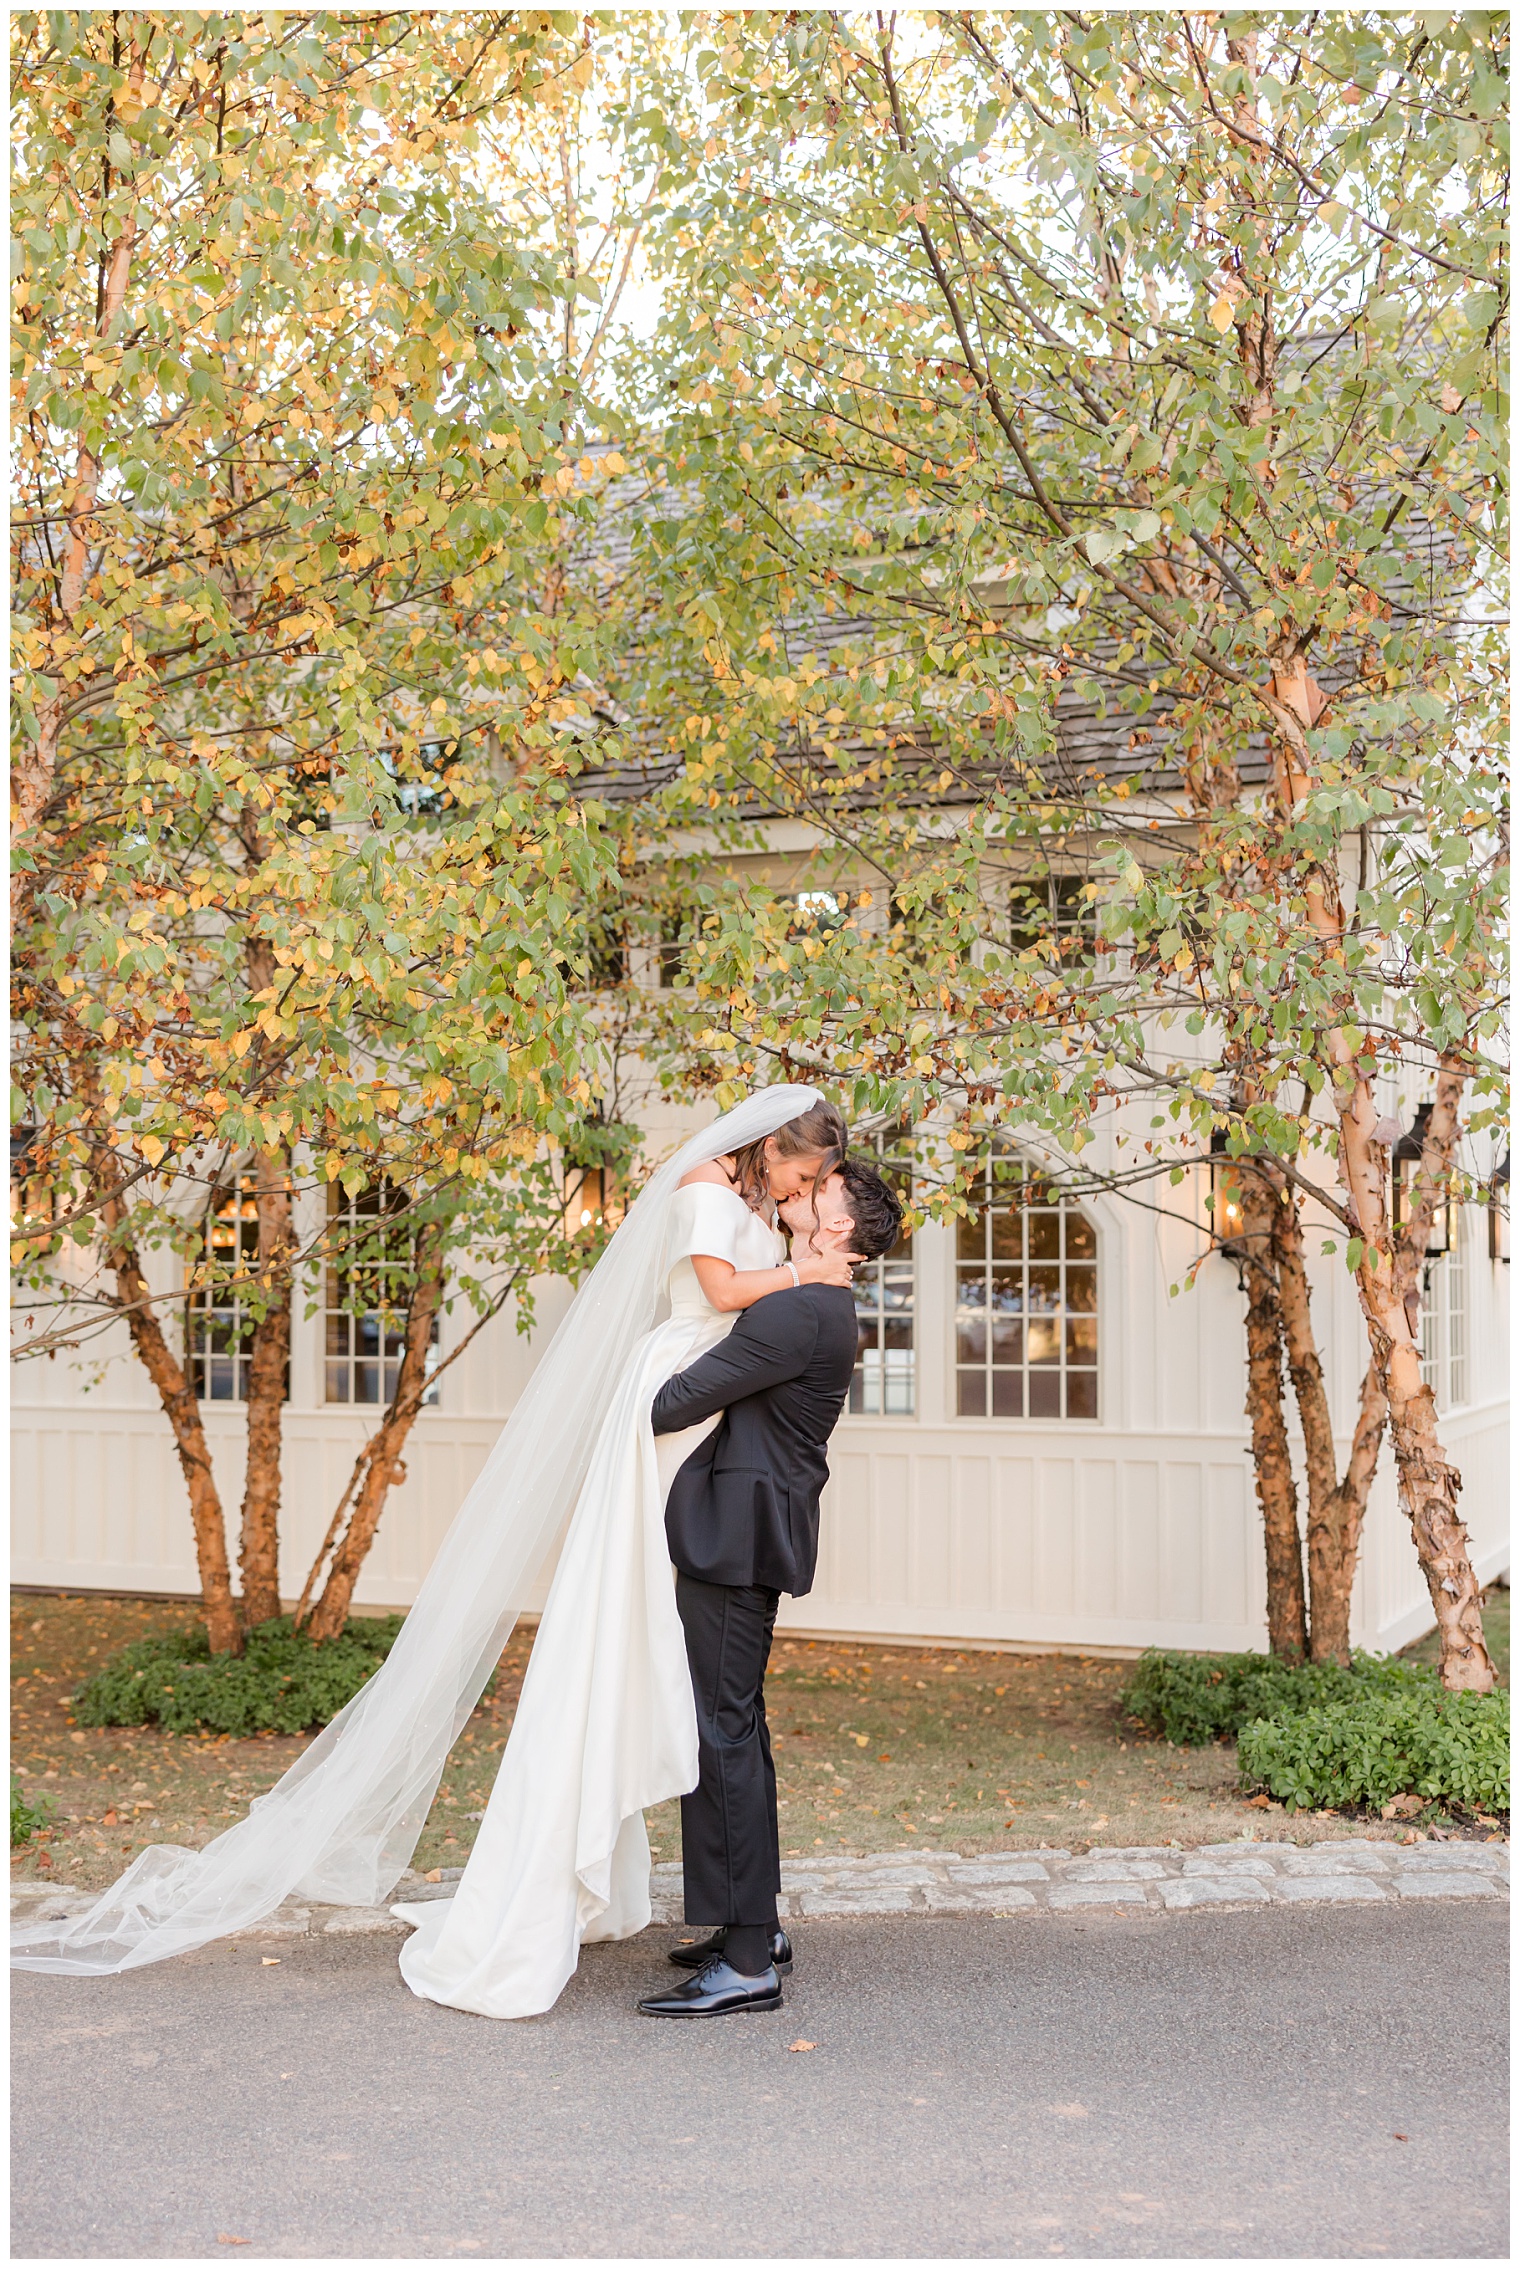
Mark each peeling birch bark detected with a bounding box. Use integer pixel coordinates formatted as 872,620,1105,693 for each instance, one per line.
1264,672,1494,1691
1240,1167,1307,1659
1270,1187,1350,1661
307,1223,446,1643
237,1142,294,1630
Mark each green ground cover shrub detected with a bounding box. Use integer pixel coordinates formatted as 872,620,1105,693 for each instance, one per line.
11,1777,55,1847
1118,1648,1438,1747
70,1614,407,1737
1238,1687,1510,1815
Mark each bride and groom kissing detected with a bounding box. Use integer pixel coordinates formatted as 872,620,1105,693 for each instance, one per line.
14,1088,902,2029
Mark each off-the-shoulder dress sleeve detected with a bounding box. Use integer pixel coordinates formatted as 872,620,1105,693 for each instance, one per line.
664,1181,756,1270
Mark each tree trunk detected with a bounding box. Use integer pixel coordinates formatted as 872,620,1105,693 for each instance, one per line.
237,1143,293,1629
306,1223,445,1644
1239,1167,1307,1660
106,1237,241,1655
1271,1184,1354,1663
1264,668,1494,1691
1305,1060,1470,1664
1311,1360,1388,1664
85,1062,239,1653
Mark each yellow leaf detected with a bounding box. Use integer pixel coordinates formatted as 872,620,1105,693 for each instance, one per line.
1208,293,1236,334
139,1136,165,1166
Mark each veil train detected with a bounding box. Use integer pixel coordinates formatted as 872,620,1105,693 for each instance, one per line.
12,1084,822,1978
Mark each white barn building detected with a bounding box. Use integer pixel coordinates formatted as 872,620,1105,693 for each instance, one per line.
12,1074,1509,1660
13,540,1509,1655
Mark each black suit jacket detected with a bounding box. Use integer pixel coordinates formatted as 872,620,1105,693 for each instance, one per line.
651,1283,858,1597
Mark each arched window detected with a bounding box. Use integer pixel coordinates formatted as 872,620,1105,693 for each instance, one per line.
955,1153,1098,1419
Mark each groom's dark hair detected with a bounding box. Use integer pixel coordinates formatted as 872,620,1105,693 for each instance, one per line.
837,1157,904,1262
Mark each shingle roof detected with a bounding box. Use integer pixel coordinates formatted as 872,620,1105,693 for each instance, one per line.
555,483,1460,815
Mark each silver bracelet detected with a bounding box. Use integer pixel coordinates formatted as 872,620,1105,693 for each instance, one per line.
784,1261,800,1289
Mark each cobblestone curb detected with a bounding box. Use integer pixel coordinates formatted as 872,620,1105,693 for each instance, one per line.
12,1837,1507,1940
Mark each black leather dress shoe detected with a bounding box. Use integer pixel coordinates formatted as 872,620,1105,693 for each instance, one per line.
669,1928,792,1972
638,1956,783,2018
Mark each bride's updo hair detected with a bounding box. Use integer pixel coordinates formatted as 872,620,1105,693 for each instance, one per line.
728,1096,848,1213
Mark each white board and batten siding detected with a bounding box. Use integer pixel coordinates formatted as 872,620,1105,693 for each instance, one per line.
12,1118,1508,1658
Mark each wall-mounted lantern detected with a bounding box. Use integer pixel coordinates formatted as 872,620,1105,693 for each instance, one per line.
1392,1104,1450,1258
1489,1151,1509,1264
564,1163,608,1238
1208,1129,1250,1289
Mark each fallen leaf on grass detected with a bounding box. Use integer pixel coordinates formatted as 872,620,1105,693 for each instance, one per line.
1380,1793,1425,1820
789,2039,815,2053
424,1868,443,1882
261,1958,280,1967
1244,1793,1272,1809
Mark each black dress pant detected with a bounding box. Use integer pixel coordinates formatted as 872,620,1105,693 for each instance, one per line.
674,1572,782,1929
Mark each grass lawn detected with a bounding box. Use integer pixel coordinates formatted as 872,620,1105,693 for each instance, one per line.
12,1585,1508,1894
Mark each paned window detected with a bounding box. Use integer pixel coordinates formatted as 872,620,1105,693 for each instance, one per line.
565,906,627,989
955,1153,1098,1419
1420,1210,1468,1412
325,1182,440,1407
392,736,462,819
848,1135,915,1416
658,914,689,988
1006,873,1098,962
187,1176,271,1403
584,910,628,988
10,1124,57,1225
788,889,857,939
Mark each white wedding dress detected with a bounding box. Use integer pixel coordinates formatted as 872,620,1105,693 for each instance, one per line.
12,1085,818,1996
393,1182,783,2018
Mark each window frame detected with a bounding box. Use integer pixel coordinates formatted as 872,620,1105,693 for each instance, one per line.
1420,1205,1468,1414
952,1148,1101,1424
1004,870,1100,965
185,1172,289,1406
846,1130,916,1419
323,1179,442,1411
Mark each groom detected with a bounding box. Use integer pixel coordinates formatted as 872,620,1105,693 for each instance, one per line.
637,1155,904,2018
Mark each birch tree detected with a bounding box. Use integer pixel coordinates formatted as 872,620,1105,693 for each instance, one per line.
10,10,681,1647
630,8,1506,1684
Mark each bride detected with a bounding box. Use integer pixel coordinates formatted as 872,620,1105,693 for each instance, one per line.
394,1090,852,2017
12,1086,849,2021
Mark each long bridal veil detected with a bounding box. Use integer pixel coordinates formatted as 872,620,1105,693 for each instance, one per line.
13,1084,822,1977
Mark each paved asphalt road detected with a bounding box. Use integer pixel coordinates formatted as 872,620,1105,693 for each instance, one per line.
12,1901,1507,2261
